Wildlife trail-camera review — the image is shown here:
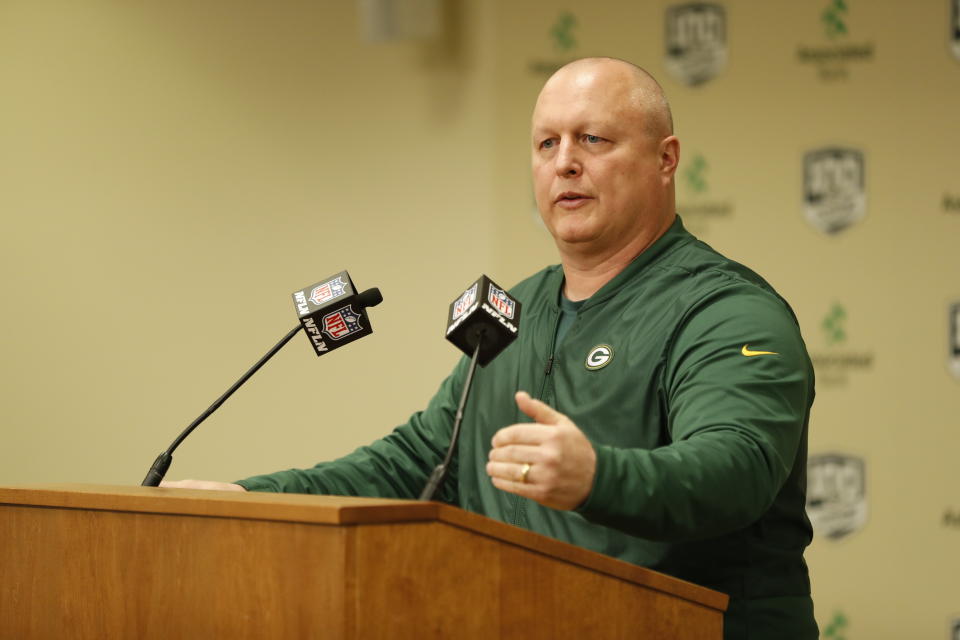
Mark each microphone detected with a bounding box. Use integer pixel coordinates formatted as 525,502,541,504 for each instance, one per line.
293,271,383,357
141,271,383,487
444,275,522,366
419,275,521,501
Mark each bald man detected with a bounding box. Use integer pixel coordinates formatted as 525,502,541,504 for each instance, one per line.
166,58,817,638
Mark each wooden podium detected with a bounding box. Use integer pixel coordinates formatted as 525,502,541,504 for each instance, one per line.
0,484,727,639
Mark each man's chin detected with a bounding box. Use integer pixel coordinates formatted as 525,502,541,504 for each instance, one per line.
550,229,603,251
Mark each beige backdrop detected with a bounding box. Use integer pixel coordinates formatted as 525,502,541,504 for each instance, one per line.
2,1,958,637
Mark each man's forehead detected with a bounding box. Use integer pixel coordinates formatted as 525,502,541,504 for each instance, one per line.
531,112,622,134
532,89,637,132
542,60,642,97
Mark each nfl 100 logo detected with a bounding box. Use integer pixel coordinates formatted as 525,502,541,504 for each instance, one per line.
949,301,960,379
488,285,516,319
310,276,348,306
952,0,960,61
452,283,478,321
803,147,866,235
322,305,363,340
664,3,728,86
806,453,867,540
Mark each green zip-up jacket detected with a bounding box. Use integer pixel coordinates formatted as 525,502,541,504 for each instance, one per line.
239,217,817,638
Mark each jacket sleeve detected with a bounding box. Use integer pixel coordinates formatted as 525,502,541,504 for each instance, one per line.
236,357,467,504
576,284,813,541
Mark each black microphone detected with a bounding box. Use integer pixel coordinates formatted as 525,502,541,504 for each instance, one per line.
419,275,521,501
141,271,383,487
293,271,383,357
444,275,522,366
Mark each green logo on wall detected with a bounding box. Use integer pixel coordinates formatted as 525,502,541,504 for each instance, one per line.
944,193,960,212
684,154,709,194
823,610,849,639
811,302,873,386
822,0,848,39
528,12,579,76
822,303,847,345
797,0,873,81
677,151,733,233
550,12,578,52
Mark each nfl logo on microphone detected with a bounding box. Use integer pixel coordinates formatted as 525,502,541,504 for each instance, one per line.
488,285,516,319
310,276,348,305
452,283,479,321
292,270,374,356
322,306,364,341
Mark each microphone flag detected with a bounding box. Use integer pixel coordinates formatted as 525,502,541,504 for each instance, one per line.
445,275,521,367
292,270,374,356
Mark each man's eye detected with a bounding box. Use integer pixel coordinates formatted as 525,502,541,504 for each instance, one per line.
541,139,555,149
585,135,602,143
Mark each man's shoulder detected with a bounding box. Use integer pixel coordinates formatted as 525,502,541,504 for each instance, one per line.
625,229,801,334
655,233,785,304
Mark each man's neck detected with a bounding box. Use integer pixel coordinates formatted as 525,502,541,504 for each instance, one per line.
560,214,674,301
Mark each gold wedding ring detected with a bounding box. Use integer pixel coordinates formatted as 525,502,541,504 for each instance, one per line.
520,463,531,484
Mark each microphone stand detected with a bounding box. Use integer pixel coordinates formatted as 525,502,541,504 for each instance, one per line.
418,333,483,501
141,324,302,487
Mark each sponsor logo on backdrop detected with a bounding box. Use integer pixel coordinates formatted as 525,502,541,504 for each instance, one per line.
803,147,866,235
452,283,478,321
950,302,960,379
685,153,708,194
944,507,960,528
309,277,347,306
551,11,577,52
822,610,850,640
807,453,867,540
945,193,960,212
810,302,874,387
797,0,874,81
664,3,728,86
321,306,363,340
529,11,579,76
823,302,847,345
952,0,960,62
677,152,733,234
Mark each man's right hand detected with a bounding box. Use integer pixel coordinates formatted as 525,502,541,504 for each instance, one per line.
159,479,247,492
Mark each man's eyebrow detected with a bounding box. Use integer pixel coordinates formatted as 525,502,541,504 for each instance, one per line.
531,126,556,138
532,124,592,135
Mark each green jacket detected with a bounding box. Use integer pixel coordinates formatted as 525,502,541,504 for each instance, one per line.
239,217,817,638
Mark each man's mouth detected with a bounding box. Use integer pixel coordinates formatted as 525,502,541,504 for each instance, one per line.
555,192,592,207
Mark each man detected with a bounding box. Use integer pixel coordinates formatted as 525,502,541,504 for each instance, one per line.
165,57,817,638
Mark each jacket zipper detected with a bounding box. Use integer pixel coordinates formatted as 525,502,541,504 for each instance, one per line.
510,306,560,527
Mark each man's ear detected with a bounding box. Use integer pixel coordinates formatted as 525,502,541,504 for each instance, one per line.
659,136,680,180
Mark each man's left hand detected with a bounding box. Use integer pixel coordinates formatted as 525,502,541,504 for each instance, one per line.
486,391,596,510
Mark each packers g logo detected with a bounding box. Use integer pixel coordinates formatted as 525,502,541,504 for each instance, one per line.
585,345,613,370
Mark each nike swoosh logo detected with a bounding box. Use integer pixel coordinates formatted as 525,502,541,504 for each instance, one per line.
742,344,778,357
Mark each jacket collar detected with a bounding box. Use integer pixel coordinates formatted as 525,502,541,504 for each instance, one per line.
550,215,693,311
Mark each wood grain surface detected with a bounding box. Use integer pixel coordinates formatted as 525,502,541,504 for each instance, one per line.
0,484,726,639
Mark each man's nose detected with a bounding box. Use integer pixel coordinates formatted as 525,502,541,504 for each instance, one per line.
555,140,582,177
